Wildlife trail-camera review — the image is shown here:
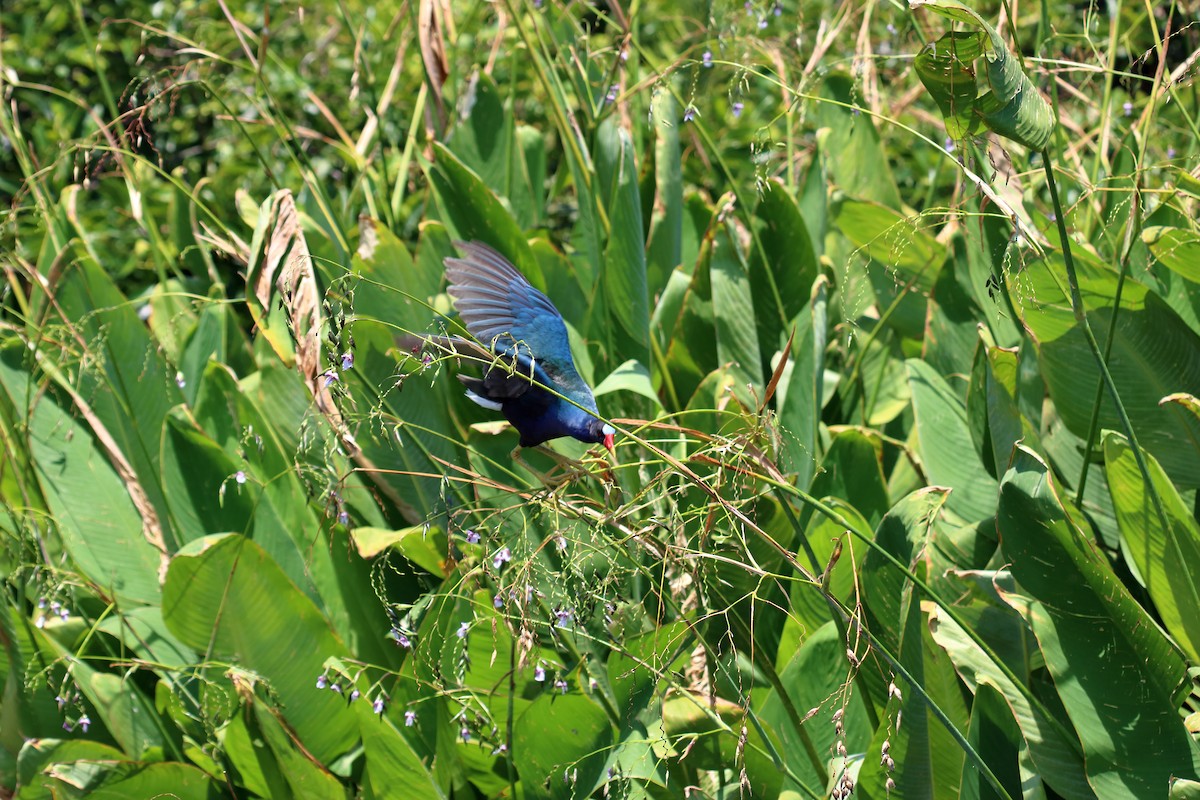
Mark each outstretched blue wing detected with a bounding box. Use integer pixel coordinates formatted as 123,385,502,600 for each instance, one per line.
445,241,596,411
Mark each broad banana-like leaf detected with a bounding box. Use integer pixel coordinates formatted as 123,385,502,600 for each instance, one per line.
910,0,1055,150
997,446,1200,797
1103,432,1200,663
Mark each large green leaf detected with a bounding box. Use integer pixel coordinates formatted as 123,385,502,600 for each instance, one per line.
0,344,162,604
35,628,168,761
162,534,359,765
592,359,662,410
34,758,217,800
764,622,872,793
711,218,764,399
907,359,998,522
249,688,350,800
1015,256,1200,488
52,258,182,546
751,180,819,361
16,739,128,800
1143,226,1200,283
997,446,1200,797
857,615,969,800
782,497,869,660
191,362,392,664
662,240,718,407
927,585,1092,799
863,486,948,654
645,88,684,301
1103,432,1200,662
860,488,970,799
833,197,944,340
817,74,903,209
426,142,546,290
596,118,651,369
926,254,984,378
513,693,614,800
910,0,1055,150
965,341,1048,512
777,276,829,486
847,337,911,427
358,704,446,800
833,199,944,293
442,72,545,231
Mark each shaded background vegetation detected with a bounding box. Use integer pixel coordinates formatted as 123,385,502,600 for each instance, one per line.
2,0,1200,797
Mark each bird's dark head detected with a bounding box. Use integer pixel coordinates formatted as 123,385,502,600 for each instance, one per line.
585,418,616,452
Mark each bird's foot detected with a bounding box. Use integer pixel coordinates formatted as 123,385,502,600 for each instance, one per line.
512,445,598,490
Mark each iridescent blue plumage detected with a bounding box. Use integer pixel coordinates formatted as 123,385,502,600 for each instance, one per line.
444,241,614,450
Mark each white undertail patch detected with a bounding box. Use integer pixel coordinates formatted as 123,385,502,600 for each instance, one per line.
465,389,504,411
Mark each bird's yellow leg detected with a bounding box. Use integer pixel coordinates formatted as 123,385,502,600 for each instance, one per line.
510,445,588,489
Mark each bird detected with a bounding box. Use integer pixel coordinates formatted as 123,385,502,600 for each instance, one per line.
423,241,614,453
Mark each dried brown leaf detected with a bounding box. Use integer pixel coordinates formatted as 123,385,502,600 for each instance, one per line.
418,0,449,127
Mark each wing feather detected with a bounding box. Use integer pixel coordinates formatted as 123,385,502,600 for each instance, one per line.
443,241,597,411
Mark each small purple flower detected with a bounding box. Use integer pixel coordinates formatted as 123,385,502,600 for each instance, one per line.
457,621,470,638
235,470,246,484
322,369,339,388
758,17,768,29
492,743,508,755
1167,146,1177,159
732,101,744,118
50,601,60,612
373,697,386,715
1123,101,1133,116
55,695,67,710
316,674,328,689
350,689,360,701
702,49,713,67
63,720,73,732
341,351,354,370
338,510,350,526
38,597,47,609
79,715,90,733
683,106,695,123
554,608,573,628
493,594,504,609
176,371,186,389
773,3,782,15
945,137,955,152
461,725,471,742
59,609,69,622
554,679,569,695
886,23,897,34
492,547,512,570
534,664,546,682
555,535,567,551
395,632,412,648
744,0,752,8
330,682,342,694
421,353,433,368
465,529,480,544
405,710,417,726
606,85,619,104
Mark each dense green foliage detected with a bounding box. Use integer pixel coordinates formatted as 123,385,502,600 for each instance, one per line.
2,0,1200,797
